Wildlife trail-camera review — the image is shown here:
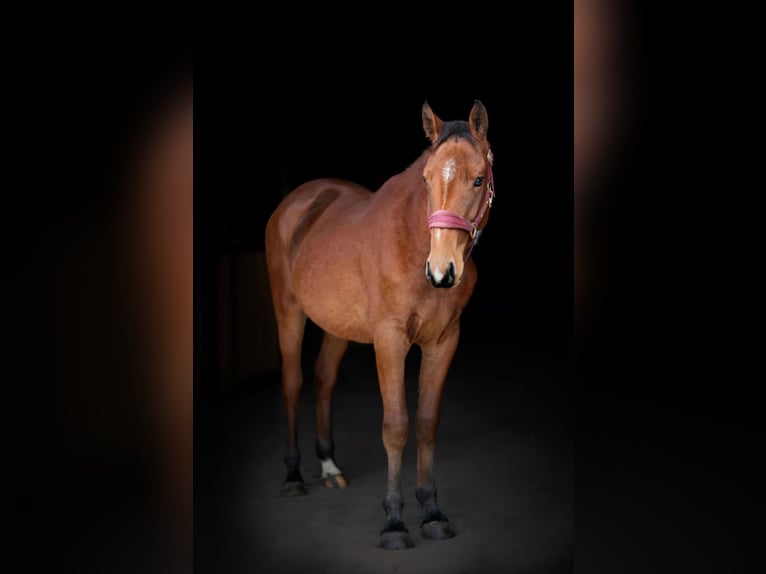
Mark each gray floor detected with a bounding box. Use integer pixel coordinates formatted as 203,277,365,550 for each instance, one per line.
196,341,573,574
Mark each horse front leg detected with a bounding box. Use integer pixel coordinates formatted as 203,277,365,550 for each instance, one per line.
374,328,413,550
415,324,459,540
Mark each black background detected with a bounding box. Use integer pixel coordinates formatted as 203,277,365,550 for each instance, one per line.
5,36,193,572
4,2,765,571
577,3,765,573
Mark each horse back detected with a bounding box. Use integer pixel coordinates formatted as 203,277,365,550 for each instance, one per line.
266,178,371,262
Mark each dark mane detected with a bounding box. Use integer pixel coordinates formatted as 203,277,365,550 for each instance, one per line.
435,120,476,147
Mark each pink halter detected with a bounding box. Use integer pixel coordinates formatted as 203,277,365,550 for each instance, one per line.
428,148,495,260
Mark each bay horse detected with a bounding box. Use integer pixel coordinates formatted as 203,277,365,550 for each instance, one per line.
265,100,495,550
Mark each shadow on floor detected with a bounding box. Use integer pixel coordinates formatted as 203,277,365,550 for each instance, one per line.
195,339,573,574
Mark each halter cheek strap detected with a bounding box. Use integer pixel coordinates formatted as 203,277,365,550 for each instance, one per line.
428,148,495,260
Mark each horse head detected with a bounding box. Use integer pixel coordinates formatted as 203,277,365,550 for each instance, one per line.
422,100,494,288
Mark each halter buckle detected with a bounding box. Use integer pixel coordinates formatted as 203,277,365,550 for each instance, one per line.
470,223,478,239
488,184,494,208
487,149,494,165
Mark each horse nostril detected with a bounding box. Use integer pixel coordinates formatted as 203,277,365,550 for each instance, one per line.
444,262,455,286
425,260,432,280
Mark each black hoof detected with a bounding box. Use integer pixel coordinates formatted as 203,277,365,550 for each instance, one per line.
379,530,414,550
281,481,308,497
421,519,455,540
379,520,414,550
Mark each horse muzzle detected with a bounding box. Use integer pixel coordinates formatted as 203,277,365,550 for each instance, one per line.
425,260,456,288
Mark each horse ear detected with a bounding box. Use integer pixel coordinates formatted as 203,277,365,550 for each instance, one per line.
469,100,489,141
422,101,443,145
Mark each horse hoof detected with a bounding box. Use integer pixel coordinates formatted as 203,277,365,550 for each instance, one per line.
421,520,456,540
379,531,414,550
281,481,308,497
322,474,347,488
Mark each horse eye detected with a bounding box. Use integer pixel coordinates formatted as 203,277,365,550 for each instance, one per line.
473,177,484,187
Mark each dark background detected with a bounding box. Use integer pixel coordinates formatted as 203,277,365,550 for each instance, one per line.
5,3,764,572
6,36,193,573
577,3,765,573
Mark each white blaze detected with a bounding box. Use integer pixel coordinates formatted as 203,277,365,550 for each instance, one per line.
441,158,456,209
442,158,456,183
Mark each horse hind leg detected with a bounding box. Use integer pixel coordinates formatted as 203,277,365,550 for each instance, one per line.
314,332,349,488
274,297,308,496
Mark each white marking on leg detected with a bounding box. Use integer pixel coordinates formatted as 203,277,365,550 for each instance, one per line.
321,458,342,478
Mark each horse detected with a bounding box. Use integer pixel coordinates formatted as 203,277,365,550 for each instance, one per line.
265,100,495,550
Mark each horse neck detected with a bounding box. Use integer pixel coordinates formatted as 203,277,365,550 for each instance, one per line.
383,151,431,251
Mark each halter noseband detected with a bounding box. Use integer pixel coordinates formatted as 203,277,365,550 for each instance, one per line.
427,148,495,260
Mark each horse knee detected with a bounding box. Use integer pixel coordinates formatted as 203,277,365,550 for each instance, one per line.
314,371,336,400
282,379,302,403
416,415,439,442
382,417,409,450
